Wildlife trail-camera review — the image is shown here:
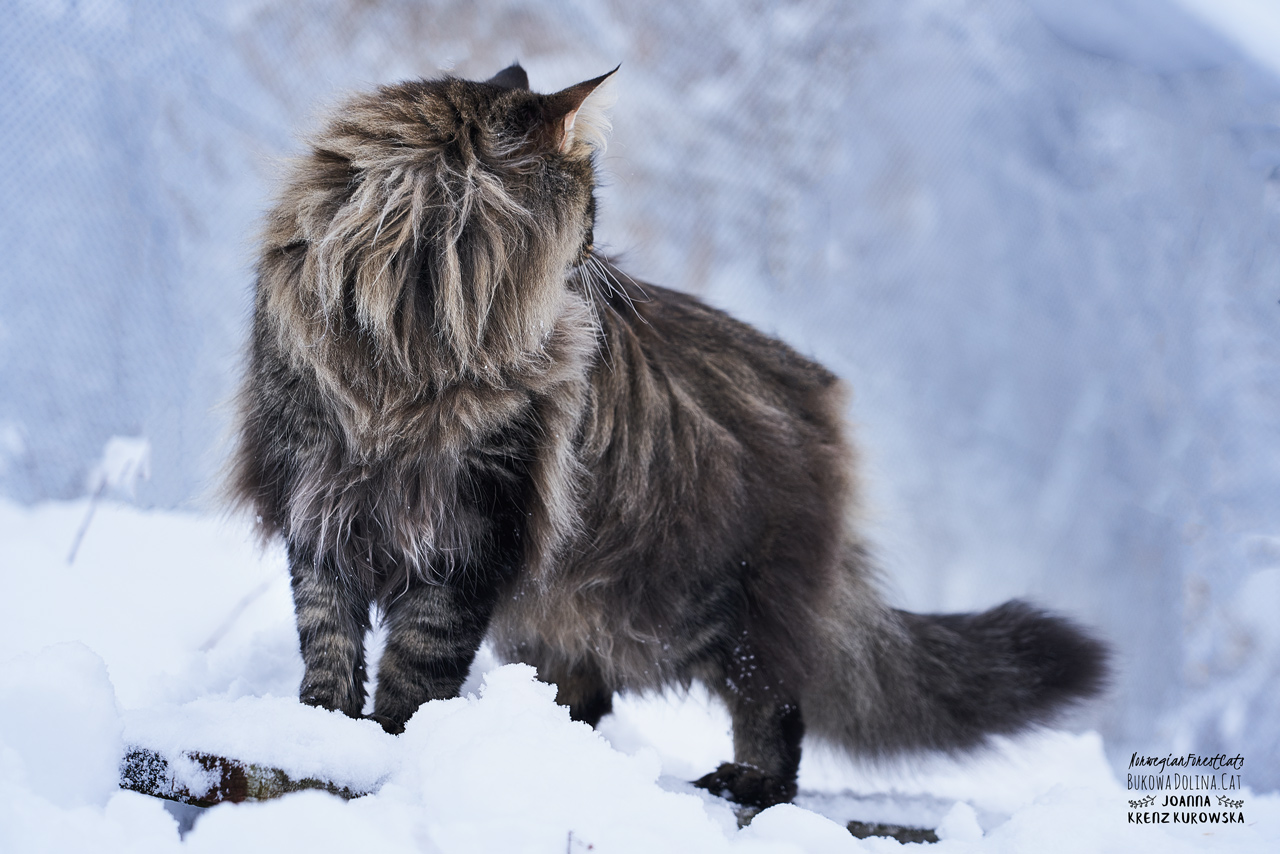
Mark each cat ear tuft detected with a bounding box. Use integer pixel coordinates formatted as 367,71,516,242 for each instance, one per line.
545,66,619,155
488,63,529,90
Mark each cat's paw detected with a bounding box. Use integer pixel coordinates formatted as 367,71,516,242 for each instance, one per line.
692,762,797,809
300,688,363,718
365,713,405,735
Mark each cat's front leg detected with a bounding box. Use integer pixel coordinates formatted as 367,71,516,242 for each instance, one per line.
288,545,371,718
371,579,499,733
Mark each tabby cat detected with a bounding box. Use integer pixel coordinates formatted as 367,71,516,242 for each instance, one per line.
229,64,1106,808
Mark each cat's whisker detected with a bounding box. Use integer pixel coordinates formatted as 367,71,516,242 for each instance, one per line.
574,262,617,371
587,254,649,326
599,255,651,303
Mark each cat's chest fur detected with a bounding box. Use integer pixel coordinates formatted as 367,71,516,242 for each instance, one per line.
260,294,597,595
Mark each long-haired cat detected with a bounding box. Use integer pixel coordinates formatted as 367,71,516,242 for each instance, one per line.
229,64,1106,809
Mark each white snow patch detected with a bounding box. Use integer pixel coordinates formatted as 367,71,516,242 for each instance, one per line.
0,643,122,808
123,696,397,795
0,423,24,476
936,801,984,842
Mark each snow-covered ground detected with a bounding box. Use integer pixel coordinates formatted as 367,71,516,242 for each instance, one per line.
1,499,1276,852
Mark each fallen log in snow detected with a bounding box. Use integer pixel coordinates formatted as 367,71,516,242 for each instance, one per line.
119,747,365,807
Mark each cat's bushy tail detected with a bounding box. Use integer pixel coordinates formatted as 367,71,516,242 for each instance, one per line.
800,555,1107,758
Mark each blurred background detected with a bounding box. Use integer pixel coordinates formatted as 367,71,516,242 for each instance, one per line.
2,0,1279,788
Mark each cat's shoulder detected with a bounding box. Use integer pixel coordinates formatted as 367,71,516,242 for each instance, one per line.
590,264,840,391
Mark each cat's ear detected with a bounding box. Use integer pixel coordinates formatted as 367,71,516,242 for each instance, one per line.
543,66,619,155
487,63,529,90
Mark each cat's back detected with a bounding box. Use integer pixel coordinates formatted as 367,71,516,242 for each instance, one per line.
582,265,849,463
572,262,853,568
499,265,855,689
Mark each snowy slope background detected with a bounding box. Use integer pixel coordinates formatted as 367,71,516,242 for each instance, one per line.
2,0,1280,847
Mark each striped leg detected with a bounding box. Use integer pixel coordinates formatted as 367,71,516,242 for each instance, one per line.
289,550,371,718
372,582,497,733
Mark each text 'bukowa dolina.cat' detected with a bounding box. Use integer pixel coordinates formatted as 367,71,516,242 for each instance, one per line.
227,64,1107,810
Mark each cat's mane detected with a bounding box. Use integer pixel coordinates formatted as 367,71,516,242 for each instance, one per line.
258,75,613,402
233,72,614,587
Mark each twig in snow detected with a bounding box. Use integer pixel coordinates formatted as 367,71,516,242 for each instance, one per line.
67,482,106,564
199,580,274,652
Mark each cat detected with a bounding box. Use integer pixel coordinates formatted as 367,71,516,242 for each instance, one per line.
228,63,1106,809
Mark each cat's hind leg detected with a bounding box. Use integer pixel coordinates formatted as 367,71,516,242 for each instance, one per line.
695,684,804,810
551,661,614,727
694,630,806,809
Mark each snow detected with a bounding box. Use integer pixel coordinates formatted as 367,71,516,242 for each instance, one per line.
88,437,152,499
1174,0,1280,78
3,0,1280,847
1,498,1277,852
0,644,122,808
123,697,396,795
935,802,984,843
1022,0,1239,72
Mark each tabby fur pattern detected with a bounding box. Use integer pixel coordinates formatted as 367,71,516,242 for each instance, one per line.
229,64,1107,808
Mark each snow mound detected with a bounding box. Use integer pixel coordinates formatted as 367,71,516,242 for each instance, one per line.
0,643,122,808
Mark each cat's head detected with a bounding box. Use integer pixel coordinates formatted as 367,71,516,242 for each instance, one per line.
260,64,616,384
